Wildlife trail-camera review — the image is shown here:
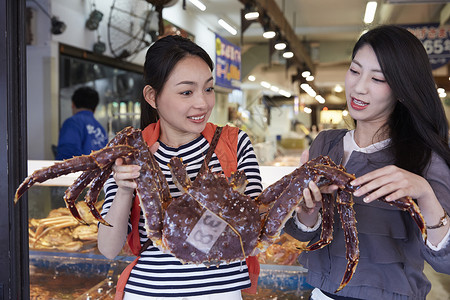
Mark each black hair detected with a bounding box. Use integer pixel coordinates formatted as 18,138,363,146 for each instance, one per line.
352,25,450,174
72,86,99,111
140,35,214,129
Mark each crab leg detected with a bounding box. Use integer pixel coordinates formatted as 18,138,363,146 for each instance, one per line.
378,196,427,241
84,167,114,226
169,157,192,191
14,145,137,203
64,169,102,225
229,170,248,194
125,129,172,206
335,190,360,292
306,193,335,251
257,156,334,206
119,129,172,246
307,164,356,191
79,126,136,226
135,166,166,246
258,166,320,251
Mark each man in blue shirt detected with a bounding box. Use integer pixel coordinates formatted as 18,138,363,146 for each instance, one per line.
56,87,108,160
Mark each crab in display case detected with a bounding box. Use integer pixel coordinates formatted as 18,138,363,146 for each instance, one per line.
15,126,427,291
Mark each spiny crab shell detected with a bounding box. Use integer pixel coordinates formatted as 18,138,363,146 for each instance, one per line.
163,159,261,264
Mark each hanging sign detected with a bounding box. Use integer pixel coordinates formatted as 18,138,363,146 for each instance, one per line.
215,34,241,90
402,23,450,70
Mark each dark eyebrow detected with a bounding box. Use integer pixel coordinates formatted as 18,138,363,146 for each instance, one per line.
352,59,383,74
176,76,214,86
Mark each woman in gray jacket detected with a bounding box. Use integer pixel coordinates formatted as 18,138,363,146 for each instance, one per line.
285,25,450,300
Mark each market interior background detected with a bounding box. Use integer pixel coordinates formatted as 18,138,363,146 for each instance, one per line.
21,0,450,299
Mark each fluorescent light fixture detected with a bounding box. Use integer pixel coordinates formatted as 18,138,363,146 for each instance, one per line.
260,81,271,88
245,11,259,20
279,90,291,98
248,75,256,81
270,86,280,92
364,1,377,24
300,83,317,97
303,107,312,114
306,75,315,82
283,51,294,58
315,95,326,104
218,19,237,35
189,0,206,11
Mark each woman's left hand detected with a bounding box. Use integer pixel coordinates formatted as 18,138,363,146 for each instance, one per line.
351,165,433,203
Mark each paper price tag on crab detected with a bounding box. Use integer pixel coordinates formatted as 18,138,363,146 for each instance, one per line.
14,127,427,292
186,210,228,254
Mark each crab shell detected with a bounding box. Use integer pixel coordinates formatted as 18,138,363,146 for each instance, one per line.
162,168,261,265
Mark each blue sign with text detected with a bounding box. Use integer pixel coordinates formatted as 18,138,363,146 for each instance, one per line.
402,23,450,70
215,34,241,90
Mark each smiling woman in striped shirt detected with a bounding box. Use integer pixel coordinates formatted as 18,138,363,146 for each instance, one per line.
97,35,262,300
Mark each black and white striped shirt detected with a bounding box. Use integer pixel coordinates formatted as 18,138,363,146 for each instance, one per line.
102,130,262,297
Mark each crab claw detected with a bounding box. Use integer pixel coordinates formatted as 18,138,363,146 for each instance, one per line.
64,169,102,225
335,190,360,292
84,168,114,227
168,157,192,191
305,193,335,251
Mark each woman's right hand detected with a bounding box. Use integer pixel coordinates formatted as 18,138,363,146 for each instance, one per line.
112,157,141,192
111,141,158,192
295,150,337,227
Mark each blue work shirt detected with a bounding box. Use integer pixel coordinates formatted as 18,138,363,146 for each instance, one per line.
56,110,107,160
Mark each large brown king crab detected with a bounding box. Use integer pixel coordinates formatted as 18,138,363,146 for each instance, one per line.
14,126,427,292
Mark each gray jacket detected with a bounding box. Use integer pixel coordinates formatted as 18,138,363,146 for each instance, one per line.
284,129,450,300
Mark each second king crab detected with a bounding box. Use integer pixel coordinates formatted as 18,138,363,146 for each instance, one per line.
15,126,427,292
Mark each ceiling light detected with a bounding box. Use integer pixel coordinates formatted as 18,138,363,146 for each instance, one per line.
270,86,279,92
263,29,276,39
315,95,326,104
301,71,311,78
303,107,312,114
218,19,237,35
243,3,259,20
364,1,377,24
283,50,294,59
245,11,259,20
260,81,271,88
300,83,317,97
189,0,206,11
306,75,314,81
334,84,343,93
274,40,287,50
248,75,256,81
279,90,291,98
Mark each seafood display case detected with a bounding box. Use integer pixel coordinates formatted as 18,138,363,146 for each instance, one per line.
26,161,313,299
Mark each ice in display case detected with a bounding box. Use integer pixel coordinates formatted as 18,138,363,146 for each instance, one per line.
26,160,312,299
